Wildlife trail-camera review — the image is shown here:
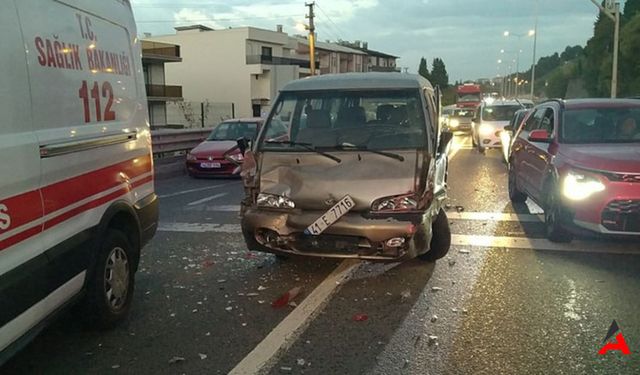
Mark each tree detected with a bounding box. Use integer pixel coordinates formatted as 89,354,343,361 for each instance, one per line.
418,57,430,80
619,13,640,95
430,58,449,88
624,0,640,20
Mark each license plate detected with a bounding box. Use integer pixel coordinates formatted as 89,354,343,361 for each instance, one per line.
305,196,355,236
200,162,221,168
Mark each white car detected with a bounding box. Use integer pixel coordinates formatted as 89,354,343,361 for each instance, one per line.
472,100,524,153
1,0,156,363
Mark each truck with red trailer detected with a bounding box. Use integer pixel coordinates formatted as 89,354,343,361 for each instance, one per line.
456,83,482,109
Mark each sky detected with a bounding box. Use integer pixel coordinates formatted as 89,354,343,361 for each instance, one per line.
131,0,611,82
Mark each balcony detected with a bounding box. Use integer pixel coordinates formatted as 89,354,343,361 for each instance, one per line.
142,41,182,62
246,54,319,69
369,65,401,73
145,84,183,101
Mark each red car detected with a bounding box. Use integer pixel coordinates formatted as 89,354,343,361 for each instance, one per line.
186,118,263,177
509,99,640,242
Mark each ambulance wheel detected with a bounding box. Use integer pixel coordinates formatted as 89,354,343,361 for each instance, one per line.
84,229,135,328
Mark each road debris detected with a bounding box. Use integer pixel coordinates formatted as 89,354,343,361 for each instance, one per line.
258,285,267,291
297,358,306,366
401,290,411,300
353,313,369,322
431,287,443,292
430,315,438,323
198,353,207,360
448,259,456,266
225,306,233,311
168,356,185,364
458,249,470,254
111,365,120,369
280,366,293,372
427,335,438,346
271,286,302,308
455,205,465,212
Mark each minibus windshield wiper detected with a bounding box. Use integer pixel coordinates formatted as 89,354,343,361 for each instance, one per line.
333,143,405,162
264,140,341,163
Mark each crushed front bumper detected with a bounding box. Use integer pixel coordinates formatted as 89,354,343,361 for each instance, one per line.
241,208,432,261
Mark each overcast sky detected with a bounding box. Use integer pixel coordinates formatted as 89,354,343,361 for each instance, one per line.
132,0,612,81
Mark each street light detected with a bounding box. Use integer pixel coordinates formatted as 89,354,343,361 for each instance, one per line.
501,49,522,97
503,29,535,98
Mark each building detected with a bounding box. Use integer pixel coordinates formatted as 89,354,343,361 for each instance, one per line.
141,40,183,127
338,41,400,72
148,25,312,118
294,37,367,74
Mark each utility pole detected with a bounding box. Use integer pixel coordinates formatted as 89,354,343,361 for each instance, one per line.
589,0,620,98
306,2,316,76
530,0,539,100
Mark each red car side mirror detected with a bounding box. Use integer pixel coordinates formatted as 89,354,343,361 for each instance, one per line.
528,129,551,143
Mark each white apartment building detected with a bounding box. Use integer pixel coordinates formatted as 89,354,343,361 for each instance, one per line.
148,25,312,118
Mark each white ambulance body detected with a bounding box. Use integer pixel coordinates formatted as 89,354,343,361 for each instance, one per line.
0,0,157,363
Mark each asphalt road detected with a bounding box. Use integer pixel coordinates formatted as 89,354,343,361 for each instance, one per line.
3,133,640,374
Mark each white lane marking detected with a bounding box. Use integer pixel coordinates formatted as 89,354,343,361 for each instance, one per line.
447,212,542,222
229,259,361,375
158,182,239,199
187,192,228,206
451,234,639,255
448,134,470,160
158,222,241,233
206,205,241,212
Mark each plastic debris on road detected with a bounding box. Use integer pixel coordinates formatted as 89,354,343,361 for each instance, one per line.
430,315,438,323
297,358,306,366
280,366,293,372
458,249,470,254
198,353,207,360
353,313,369,322
271,286,302,308
168,356,185,364
455,205,465,212
431,287,443,292
427,335,438,346
401,290,411,300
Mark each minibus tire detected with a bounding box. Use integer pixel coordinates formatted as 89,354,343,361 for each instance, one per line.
418,209,451,262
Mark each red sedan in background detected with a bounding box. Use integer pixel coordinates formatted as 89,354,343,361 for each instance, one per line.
509,99,640,242
186,118,264,177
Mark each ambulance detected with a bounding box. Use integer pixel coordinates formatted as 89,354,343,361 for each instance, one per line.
0,0,157,363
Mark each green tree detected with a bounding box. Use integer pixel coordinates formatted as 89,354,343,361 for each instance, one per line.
624,0,640,19
619,13,640,95
430,58,449,88
418,57,430,80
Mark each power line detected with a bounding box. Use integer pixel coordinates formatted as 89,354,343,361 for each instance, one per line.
315,2,347,41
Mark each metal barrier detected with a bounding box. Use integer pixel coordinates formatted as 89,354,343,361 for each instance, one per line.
151,128,213,157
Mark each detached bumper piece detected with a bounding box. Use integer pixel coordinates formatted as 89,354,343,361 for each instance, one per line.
601,200,640,233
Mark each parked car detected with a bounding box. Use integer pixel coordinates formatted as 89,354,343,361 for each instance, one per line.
472,100,523,153
445,107,474,132
501,108,532,164
238,73,453,262
1,0,157,364
508,98,640,242
186,118,264,177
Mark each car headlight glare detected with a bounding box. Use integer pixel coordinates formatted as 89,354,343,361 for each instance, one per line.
450,119,460,128
229,153,244,162
257,193,295,209
562,170,605,201
479,123,493,137
372,194,419,212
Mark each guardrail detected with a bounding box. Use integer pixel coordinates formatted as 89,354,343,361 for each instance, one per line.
151,128,213,157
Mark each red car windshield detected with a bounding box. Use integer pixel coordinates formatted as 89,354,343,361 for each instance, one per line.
562,107,640,143
207,122,259,141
